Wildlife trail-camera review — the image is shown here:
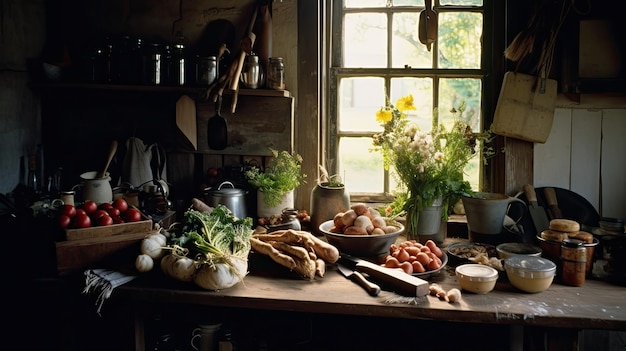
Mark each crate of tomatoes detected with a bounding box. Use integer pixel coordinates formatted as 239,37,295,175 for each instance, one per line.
55,198,154,275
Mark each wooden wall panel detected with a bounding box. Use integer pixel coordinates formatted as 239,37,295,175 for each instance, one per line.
571,109,602,212
601,109,626,219
534,109,572,189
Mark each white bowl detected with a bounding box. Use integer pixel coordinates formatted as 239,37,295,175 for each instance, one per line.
455,264,498,294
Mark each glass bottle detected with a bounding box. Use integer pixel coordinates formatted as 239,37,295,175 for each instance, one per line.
561,238,587,286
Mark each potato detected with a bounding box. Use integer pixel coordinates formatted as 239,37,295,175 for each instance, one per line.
350,203,369,216
341,209,357,227
343,225,368,235
371,227,386,235
333,212,345,229
383,225,399,233
353,215,373,233
371,216,386,229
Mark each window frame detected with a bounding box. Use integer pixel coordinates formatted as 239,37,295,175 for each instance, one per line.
324,0,496,203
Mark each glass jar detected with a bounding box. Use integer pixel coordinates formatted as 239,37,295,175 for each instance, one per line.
169,43,185,86
267,57,285,90
240,54,264,89
142,43,163,85
561,238,587,286
196,56,218,86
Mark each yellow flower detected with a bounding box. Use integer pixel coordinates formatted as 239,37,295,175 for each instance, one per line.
376,108,393,123
395,94,416,112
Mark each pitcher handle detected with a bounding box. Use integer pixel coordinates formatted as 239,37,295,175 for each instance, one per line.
507,197,527,224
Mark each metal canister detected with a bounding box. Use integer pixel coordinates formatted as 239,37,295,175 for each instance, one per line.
267,57,285,90
196,56,217,86
561,238,587,286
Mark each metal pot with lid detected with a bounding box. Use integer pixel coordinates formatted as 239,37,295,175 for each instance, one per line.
204,181,248,219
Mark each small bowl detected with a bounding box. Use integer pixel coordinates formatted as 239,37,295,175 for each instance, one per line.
504,255,556,293
455,264,499,294
318,219,403,258
496,242,542,259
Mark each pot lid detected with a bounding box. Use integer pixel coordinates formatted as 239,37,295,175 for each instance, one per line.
205,181,246,196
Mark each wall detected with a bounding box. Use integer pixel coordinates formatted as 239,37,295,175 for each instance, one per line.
0,0,46,194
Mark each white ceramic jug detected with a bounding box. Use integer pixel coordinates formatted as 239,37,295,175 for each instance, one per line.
79,171,113,204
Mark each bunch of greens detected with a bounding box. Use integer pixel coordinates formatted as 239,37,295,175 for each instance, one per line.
245,148,306,206
170,205,253,263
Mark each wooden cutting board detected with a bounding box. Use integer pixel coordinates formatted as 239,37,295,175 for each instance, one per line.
176,95,197,150
492,71,557,144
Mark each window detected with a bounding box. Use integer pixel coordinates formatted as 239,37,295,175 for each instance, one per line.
326,0,491,202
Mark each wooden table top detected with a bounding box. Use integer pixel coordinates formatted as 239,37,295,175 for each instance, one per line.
118,252,626,331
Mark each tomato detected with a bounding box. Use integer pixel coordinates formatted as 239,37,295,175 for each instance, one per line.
111,215,124,224
81,200,98,215
96,214,113,226
61,204,76,218
208,167,219,177
75,208,87,216
98,202,114,211
124,208,142,222
72,213,91,228
58,214,71,229
112,198,128,213
107,207,121,217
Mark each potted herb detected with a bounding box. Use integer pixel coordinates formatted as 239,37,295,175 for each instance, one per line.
245,149,306,218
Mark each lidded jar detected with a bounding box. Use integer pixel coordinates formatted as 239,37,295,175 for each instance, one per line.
267,57,285,90
240,54,264,89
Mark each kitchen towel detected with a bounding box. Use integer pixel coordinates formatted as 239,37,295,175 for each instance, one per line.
82,268,137,314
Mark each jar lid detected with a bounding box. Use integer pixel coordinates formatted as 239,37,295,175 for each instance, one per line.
562,238,584,248
455,264,498,282
504,256,556,278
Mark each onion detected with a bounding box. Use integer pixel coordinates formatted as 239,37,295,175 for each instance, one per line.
193,258,248,290
135,254,154,273
171,256,197,282
140,237,163,259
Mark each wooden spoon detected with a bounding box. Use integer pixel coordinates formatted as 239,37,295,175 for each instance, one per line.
99,140,118,178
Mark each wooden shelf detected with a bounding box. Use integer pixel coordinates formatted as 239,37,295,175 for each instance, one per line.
30,82,291,98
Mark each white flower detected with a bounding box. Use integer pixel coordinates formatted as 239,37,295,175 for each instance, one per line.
434,151,444,161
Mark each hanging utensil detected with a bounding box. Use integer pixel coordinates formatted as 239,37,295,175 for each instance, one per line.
207,95,227,150
98,140,118,179
418,0,438,51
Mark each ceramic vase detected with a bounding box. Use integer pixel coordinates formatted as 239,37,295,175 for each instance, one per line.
310,182,351,236
256,189,294,219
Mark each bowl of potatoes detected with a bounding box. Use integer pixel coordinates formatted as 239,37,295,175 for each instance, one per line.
318,203,404,258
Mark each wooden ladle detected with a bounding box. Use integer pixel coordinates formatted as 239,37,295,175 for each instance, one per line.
99,140,118,179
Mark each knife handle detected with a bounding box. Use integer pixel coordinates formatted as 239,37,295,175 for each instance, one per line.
523,184,538,203
350,271,381,297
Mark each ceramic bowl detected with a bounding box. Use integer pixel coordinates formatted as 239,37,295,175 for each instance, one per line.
504,255,556,293
496,242,542,259
318,219,403,258
455,264,499,294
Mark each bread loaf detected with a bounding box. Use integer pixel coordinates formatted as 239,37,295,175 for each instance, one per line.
568,231,594,244
549,219,580,233
540,229,569,242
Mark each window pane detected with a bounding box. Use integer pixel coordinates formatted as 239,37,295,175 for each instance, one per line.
392,12,432,68
440,0,483,6
345,0,386,8
344,13,387,67
439,78,481,131
339,77,385,132
438,12,482,69
339,137,384,193
390,77,434,132
392,0,423,7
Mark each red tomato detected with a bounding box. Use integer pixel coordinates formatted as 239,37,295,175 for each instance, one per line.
58,214,71,229
98,202,114,211
96,214,113,226
208,167,219,177
111,215,124,224
107,207,121,217
94,209,109,219
81,200,98,215
61,204,76,218
75,208,87,216
72,213,91,228
124,208,142,222
112,198,128,213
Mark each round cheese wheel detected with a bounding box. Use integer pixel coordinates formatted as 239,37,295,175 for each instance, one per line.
540,229,569,242
549,219,580,233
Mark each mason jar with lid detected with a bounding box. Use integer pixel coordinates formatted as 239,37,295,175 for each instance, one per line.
561,238,587,286
196,56,217,86
267,57,285,90
142,43,163,85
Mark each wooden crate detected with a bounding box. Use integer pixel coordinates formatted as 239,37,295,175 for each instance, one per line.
55,231,152,275
65,219,153,241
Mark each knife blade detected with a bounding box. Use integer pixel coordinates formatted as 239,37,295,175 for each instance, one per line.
337,264,381,296
543,187,563,220
340,254,429,297
523,184,551,235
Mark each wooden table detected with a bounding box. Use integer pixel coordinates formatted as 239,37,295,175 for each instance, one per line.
118,253,626,351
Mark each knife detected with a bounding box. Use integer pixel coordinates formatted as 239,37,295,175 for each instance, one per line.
523,184,551,235
337,264,381,296
543,187,563,220
340,254,429,297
